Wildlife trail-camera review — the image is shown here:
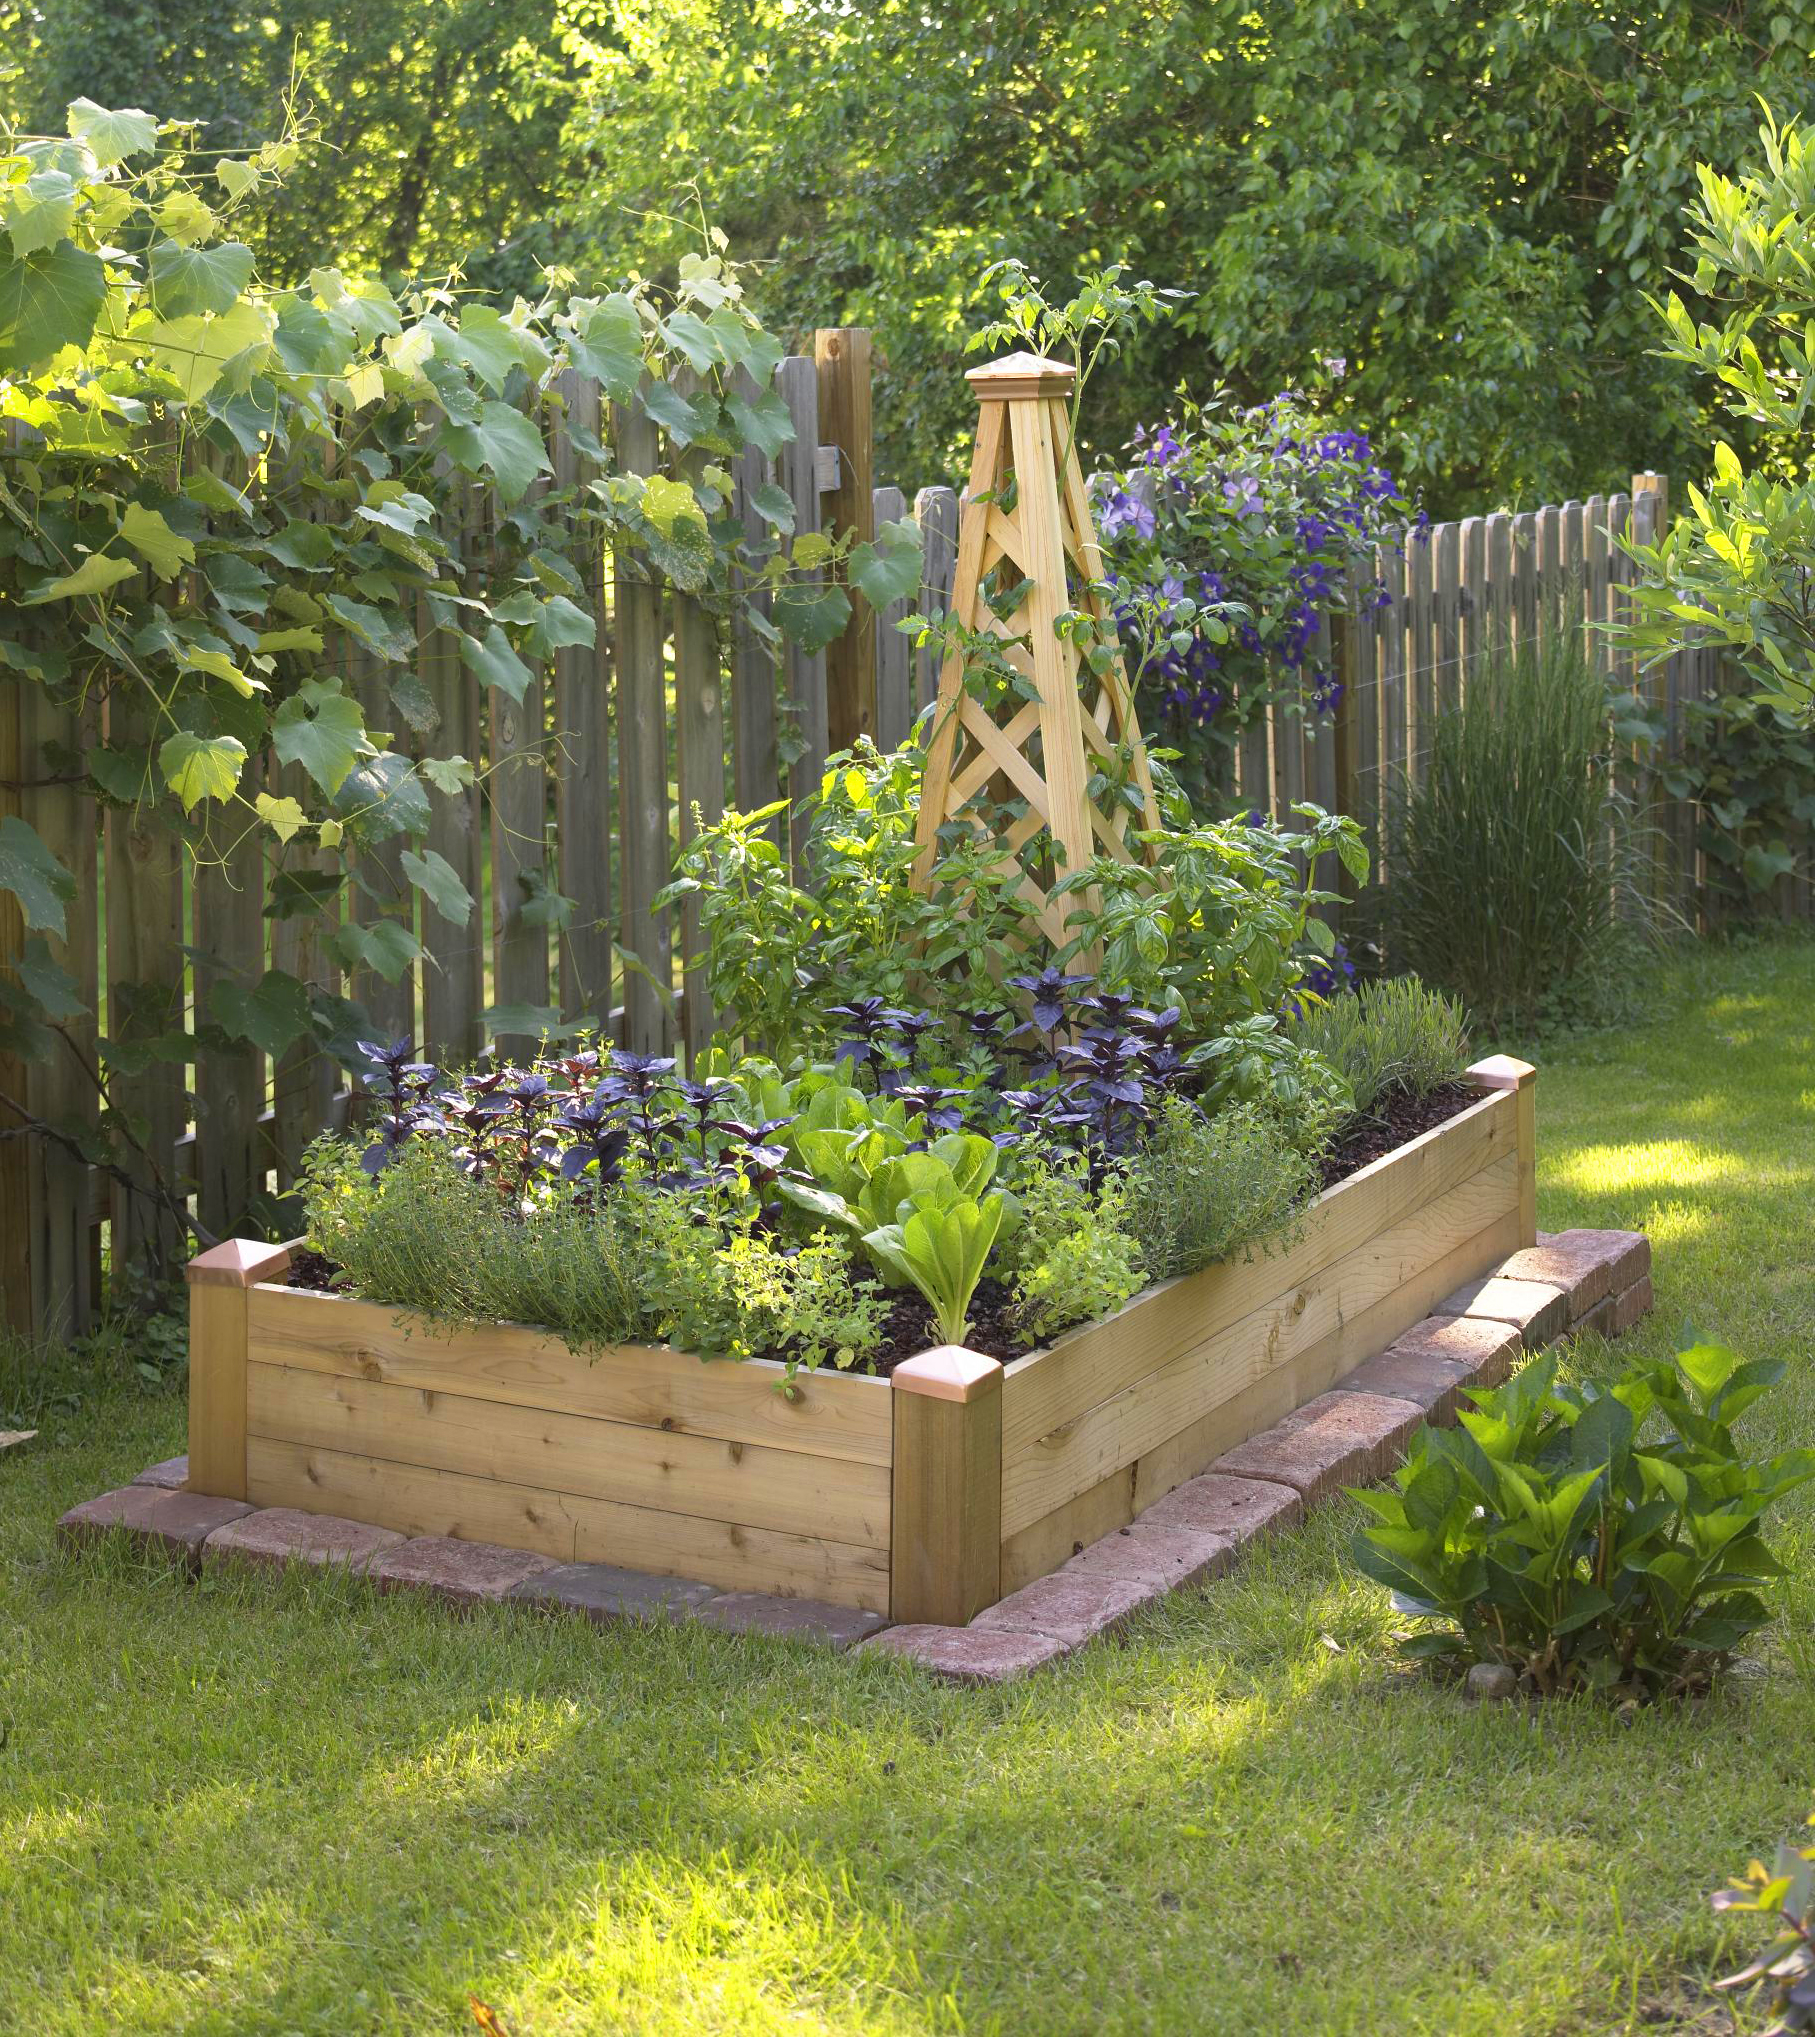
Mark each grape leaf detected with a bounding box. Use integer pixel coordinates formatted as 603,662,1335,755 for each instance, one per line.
20,550,134,603
273,680,369,797
119,501,195,580
772,582,852,654
0,240,106,372
66,98,158,167
639,378,715,445
460,623,533,704
333,750,431,838
748,481,797,534
147,238,255,319
565,293,644,401
421,753,475,794
208,969,313,1057
725,385,795,460
436,399,550,504
255,792,307,842
2,170,79,260
335,918,420,983
401,846,475,925
14,934,85,1020
849,515,925,610
0,817,78,936
323,593,413,663
159,730,246,811
141,297,273,401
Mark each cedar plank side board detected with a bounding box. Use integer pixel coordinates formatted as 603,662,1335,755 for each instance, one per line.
184,1061,1537,1623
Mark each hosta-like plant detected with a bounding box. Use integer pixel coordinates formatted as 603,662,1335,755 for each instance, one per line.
1352,1339,1815,1699
1712,1814,1815,2034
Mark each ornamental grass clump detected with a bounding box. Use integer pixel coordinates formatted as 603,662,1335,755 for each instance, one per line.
1352,1338,1815,1701
1379,628,1668,1033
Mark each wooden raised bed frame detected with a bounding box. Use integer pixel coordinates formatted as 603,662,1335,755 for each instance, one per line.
185,1057,1535,1624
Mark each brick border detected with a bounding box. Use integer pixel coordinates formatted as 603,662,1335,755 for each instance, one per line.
56,1228,1649,1679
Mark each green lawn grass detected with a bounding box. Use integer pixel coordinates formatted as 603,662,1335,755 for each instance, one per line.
5,936,1815,2036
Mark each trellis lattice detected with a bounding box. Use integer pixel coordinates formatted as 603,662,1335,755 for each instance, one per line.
912,353,1160,952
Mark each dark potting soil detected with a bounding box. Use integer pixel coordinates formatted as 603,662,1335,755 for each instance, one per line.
859,1275,1027,1374
1316,1079,1477,1192
286,1246,342,1293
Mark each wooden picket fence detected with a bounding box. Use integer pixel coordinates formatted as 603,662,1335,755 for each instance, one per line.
0,382,1765,1345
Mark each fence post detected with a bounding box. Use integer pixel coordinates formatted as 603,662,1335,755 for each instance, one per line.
815,328,875,751
1332,602,1364,928
913,484,959,719
890,1345,1003,1625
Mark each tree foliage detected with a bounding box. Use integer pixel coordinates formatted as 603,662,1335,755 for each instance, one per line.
1612,109,1815,723
548,0,1815,514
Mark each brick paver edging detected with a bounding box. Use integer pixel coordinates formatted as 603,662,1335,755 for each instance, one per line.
58,1228,1649,1678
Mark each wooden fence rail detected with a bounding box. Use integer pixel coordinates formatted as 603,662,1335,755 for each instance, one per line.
0,400,1761,1346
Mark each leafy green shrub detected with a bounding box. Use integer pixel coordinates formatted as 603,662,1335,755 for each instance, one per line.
1378,630,1669,1033
1120,1097,1316,1285
1294,974,1469,1118
1352,1338,1815,1700
1710,1812,1815,2032
1001,1155,1146,1343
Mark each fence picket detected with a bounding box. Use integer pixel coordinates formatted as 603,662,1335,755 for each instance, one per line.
914,485,959,718
268,755,341,1198
611,390,671,1054
488,640,550,1060
1458,516,1485,693
872,484,912,750
776,357,829,864
348,645,415,1050
1406,531,1435,777
18,685,97,1331
1511,511,1539,648
103,699,188,1288
673,476,724,1067
1484,513,1514,664
728,371,779,843
1348,562,1381,849
1433,520,1462,717
550,372,616,1032
1378,540,1409,805
417,503,485,1065
192,819,265,1238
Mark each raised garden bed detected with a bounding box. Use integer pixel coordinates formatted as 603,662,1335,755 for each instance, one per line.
185,1055,1536,1625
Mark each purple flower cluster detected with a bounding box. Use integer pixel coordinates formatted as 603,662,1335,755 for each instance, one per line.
1091,390,1416,809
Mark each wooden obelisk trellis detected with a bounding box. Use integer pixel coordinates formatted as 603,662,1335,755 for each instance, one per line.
912,353,1160,951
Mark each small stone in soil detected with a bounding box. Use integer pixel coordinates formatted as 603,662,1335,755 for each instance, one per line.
1465,1662,1518,1702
